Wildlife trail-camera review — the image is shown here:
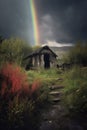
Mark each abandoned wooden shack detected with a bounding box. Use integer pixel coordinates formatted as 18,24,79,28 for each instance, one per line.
24,45,58,70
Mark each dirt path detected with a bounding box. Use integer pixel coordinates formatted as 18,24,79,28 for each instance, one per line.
39,79,85,130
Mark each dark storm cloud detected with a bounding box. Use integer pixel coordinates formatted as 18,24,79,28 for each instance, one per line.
36,0,87,43
0,0,87,44
0,0,34,43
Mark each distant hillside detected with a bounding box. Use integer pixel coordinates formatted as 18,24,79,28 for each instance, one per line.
50,46,73,59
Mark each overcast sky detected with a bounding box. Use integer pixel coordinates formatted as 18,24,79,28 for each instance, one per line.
0,0,87,45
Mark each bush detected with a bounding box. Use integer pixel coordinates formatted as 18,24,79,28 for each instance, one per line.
67,42,87,66
0,63,29,97
0,63,49,129
62,67,87,114
0,38,32,67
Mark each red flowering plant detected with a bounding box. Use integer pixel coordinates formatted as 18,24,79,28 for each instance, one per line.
0,63,29,100
0,63,42,100
0,63,51,129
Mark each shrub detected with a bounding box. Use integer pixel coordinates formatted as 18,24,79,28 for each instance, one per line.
67,42,87,66
0,38,32,67
0,63,48,129
62,67,87,114
0,63,29,98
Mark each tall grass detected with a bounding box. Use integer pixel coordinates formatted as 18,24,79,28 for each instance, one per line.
0,63,51,130
62,66,87,114
27,68,62,86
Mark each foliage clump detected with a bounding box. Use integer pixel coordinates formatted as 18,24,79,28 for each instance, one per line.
0,38,32,67
0,63,49,130
62,67,87,114
68,42,87,66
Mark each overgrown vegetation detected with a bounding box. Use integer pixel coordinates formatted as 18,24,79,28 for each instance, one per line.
27,68,62,86
0,37,60,129
61,42,87,116
0,37,87,129
67,42,87,66
62,64,87,115
0,38,32,67
0,63,52,130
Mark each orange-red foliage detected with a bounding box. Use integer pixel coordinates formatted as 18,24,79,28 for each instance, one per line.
0,63,41,99
31,80,41,94
0,63,29,97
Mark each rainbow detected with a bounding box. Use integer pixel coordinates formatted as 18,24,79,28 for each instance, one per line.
30,0,40,45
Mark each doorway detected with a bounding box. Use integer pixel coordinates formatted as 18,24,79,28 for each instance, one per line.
44,53,50,69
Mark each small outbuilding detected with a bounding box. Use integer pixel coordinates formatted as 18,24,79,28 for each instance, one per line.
24,45,58,69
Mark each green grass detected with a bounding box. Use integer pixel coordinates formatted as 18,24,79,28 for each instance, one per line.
27,68,62,86
62,66,87,114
